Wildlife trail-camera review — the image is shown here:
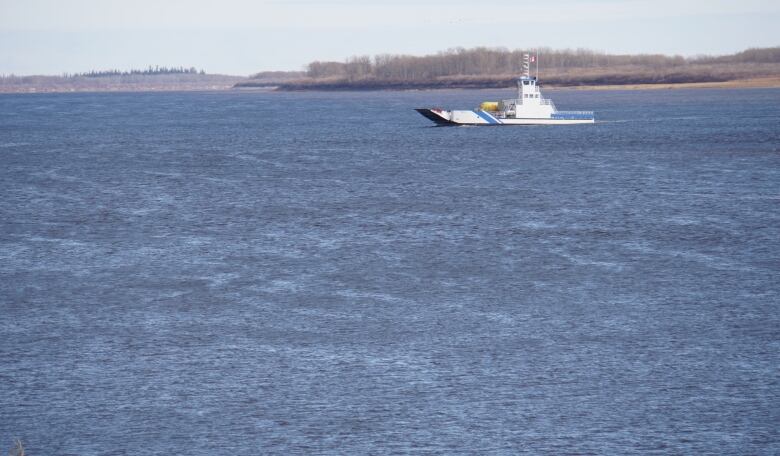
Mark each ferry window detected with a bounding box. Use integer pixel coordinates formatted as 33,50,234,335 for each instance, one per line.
523,80,530,85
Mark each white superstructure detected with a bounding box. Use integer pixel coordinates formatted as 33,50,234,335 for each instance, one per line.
416,53,594,126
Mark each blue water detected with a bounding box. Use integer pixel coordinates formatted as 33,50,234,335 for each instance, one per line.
1,88,779,455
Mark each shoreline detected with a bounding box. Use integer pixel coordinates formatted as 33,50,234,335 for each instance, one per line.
271,77,780,92
549,77,780,91
2,77,779,95
0,84,240,95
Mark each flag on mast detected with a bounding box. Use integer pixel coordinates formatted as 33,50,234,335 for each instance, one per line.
534,49,539,78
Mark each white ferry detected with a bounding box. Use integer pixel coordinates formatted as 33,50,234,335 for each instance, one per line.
416,53,594,126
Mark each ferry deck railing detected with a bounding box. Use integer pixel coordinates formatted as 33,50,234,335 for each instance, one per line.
555,111,595,115
551,110,595,120
504,98,557,110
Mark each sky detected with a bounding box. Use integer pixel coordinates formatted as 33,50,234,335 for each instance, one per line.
1,0,778,76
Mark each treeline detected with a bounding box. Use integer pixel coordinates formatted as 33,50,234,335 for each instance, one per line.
695,47,780,64
302,46,780,82
65,66,206,78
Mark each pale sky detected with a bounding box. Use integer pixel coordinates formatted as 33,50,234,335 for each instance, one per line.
1,0,778,75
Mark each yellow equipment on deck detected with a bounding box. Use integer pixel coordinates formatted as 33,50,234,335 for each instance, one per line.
479,101,500,112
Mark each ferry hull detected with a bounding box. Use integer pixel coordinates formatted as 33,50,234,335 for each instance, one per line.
415,108,594,126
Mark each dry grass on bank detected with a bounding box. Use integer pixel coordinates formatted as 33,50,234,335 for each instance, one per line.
551,76,780,91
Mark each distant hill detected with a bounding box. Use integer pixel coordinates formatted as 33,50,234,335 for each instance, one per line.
240,46,780,91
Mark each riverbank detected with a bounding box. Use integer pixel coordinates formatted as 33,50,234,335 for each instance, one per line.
553,77,780,91
3,76,780,95
0,73,246,94
264,67,780,92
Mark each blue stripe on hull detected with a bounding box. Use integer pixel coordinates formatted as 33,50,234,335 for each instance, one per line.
474,110,500,124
